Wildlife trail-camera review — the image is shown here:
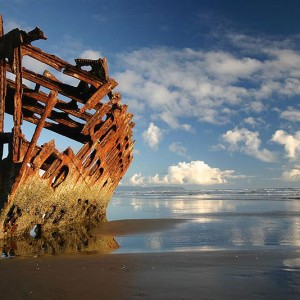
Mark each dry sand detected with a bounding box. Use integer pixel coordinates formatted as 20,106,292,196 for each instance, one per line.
0,219,300,300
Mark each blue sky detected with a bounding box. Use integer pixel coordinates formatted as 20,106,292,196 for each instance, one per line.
1,0,300,188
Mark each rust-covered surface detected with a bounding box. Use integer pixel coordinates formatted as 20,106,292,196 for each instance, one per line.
0,17,135,239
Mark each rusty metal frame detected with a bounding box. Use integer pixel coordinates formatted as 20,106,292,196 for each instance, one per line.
0,17,135,237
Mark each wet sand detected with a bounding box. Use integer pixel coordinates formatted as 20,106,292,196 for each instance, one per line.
1,250,300,299
0,219,300,299
91,218,186,236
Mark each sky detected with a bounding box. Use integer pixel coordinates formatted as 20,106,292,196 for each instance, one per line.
1,0,300,189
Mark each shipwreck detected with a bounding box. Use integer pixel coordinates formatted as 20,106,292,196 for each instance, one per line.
0,16,135,239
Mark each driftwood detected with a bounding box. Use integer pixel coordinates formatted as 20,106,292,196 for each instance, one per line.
0,16,135,238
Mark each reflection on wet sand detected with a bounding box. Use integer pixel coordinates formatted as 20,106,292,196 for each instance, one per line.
108,189,300,253
92,218,185,237
0,219,185,258
0,223,119,258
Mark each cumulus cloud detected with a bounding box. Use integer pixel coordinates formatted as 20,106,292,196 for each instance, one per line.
282,166,300,182
221,128,276,162
129,173,146,185
114,39,300,130
142,123,163,149
271,130,300,160
280,108,300,122
129,160,237,186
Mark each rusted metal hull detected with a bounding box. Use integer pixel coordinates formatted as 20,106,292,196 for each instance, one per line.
0,17,135,238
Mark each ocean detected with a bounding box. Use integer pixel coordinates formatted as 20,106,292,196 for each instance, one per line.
108,187,300,254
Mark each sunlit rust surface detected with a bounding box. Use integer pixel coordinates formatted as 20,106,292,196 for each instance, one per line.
0,16,135,238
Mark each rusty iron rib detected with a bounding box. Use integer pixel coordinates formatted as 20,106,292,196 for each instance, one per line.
10,91,58,198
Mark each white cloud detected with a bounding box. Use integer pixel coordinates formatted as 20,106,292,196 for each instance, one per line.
79,49,103,60
114,38,300,131
162,161,234,185
129,160,237,186
115,47,252,128
243,117,264,128
142,123,163,149
204,51,262,79
243,117,256,126
280,108,300,122
282,166,300,182
169,142,190,159
124,98,146,113
271,130,300,161
221,128,276,162
129,173,146,185
247,101,265,113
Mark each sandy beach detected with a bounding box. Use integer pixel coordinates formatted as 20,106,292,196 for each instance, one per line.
0,250,300,299
0,218,300,300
